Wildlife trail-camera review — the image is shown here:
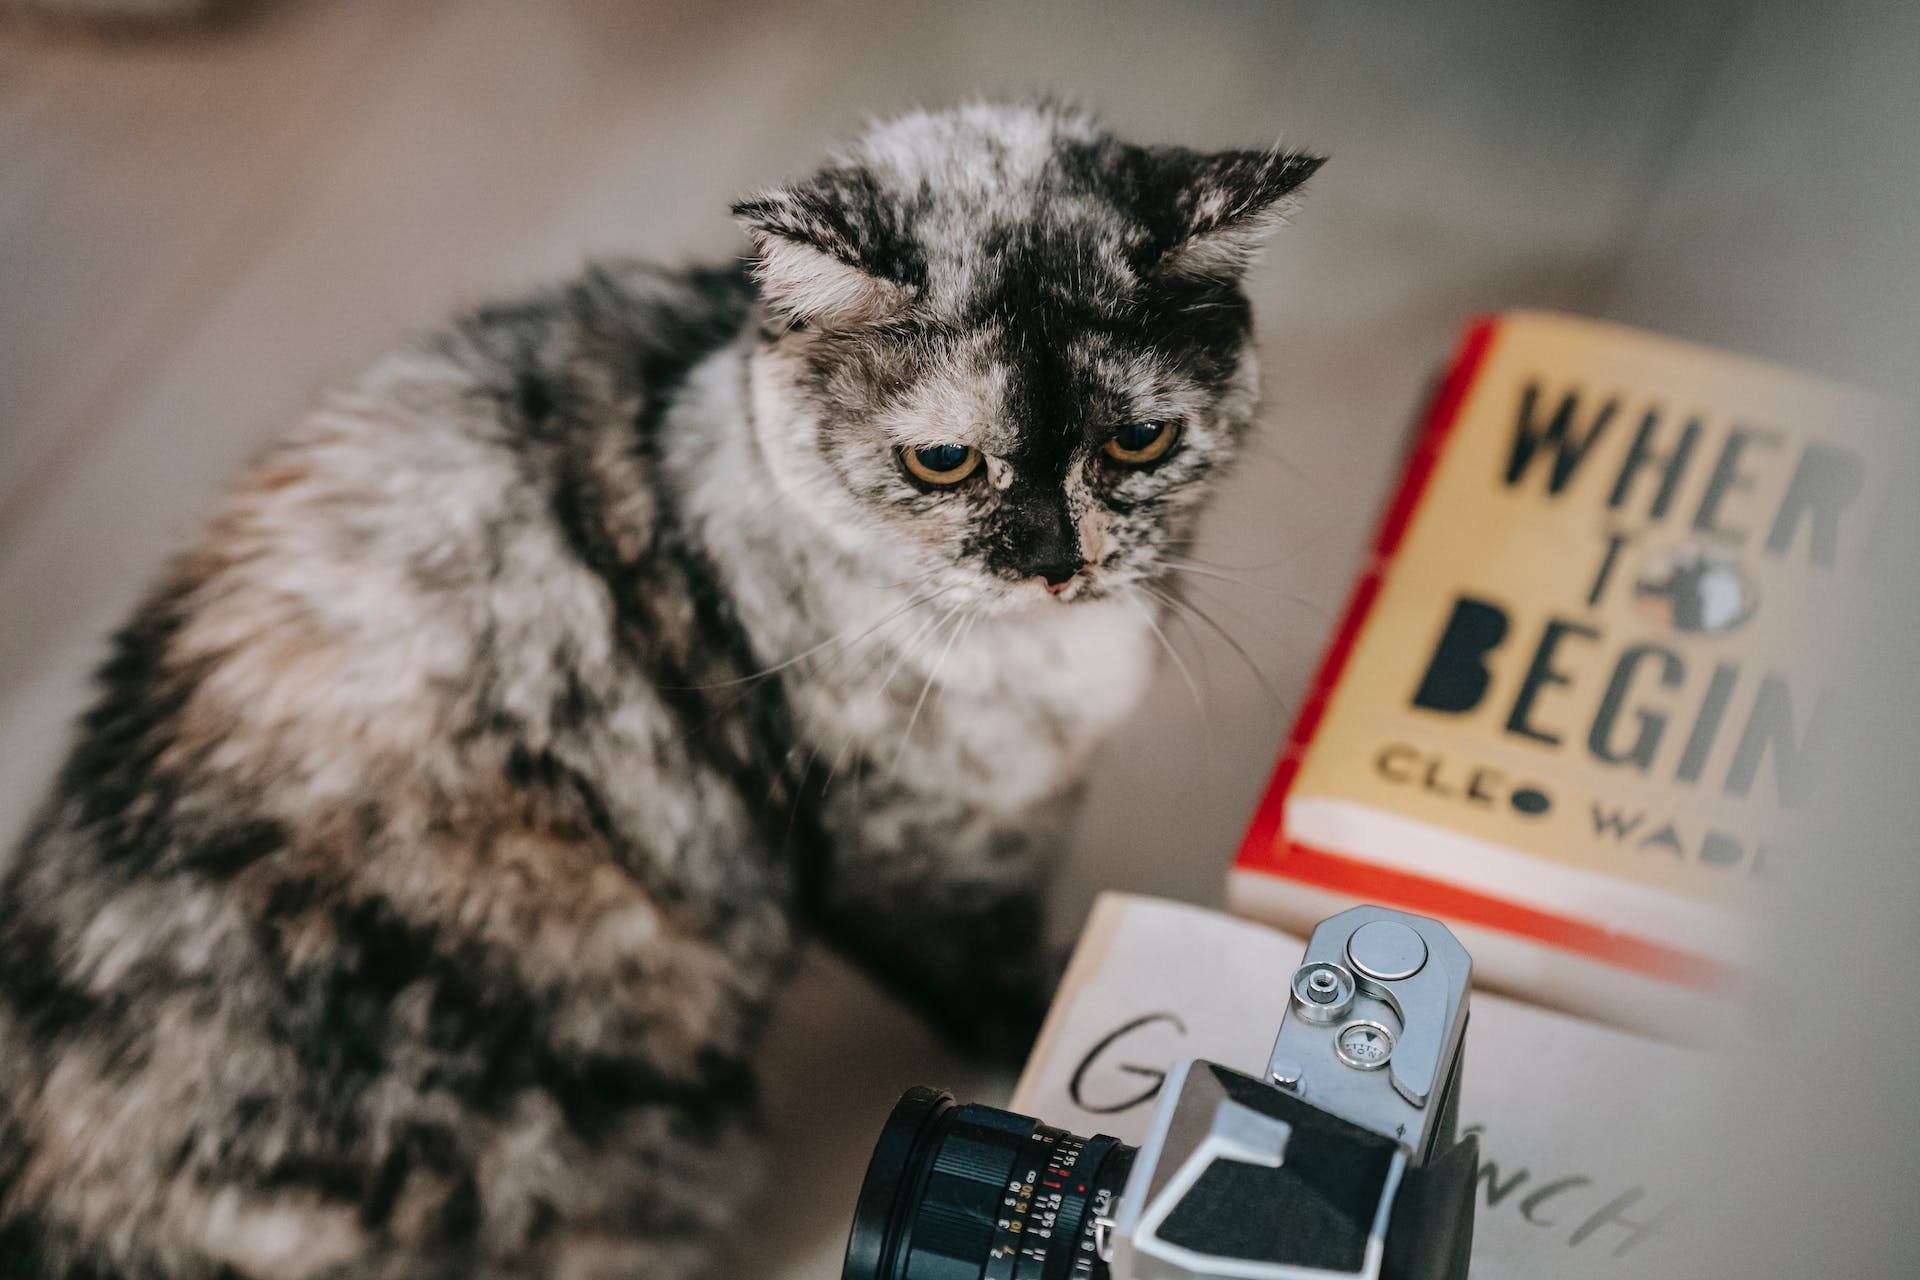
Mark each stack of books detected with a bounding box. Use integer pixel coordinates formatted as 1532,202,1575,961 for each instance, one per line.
1229,312,1895,1032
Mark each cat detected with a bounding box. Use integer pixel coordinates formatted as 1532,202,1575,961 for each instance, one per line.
0,101,1321,1280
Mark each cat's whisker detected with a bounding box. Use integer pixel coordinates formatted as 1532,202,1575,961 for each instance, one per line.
819,723,863,807
1156,558,1287,598
698,579,959,748
1128,587,1221,759
1275,589,1332,624
1160,522,1345,576
770,740,810,806
1129,590,1205,726
780,590,933,829
1233,431,1313,486
817,597,957,806
1142,582,1291,721
874,568,952,593
677,582,959,691
1158,587,1221,709
888,606,977,777
1182,571,1320,633
868,606,954,709
795,579,958,694
780,737,828,845
1158,565,1329,632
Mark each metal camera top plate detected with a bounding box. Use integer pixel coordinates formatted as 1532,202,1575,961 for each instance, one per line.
1265,905,1471,1162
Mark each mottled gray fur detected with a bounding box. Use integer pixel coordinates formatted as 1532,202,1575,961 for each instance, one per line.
0,102,1320,1279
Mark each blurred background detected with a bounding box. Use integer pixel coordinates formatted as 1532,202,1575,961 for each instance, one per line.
2,1,1916,1276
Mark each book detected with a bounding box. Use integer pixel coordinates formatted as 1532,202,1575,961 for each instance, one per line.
1013,894,1715,1280
1230,311,1897,1033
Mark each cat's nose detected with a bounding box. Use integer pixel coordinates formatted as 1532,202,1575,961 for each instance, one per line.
1031,559,1087,593
1000,495,1086,592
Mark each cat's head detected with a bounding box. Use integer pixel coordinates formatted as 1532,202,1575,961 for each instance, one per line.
734,102,1321,611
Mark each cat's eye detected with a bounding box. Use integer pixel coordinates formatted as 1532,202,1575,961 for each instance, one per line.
1104,420,1179,466
901,443,982,487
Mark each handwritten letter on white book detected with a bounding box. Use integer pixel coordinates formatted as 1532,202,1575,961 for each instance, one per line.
1011,895,1715,1279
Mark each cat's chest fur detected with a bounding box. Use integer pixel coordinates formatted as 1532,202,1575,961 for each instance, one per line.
791,595,1155,817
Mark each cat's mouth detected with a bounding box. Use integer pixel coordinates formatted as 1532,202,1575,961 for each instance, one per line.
982,549,1145,609
1025,551,1156,605
982,569,1102,611
1023,568,1115,606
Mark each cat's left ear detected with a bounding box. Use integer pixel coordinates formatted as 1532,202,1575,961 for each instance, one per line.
1143,146,1326,282
732,179,915,330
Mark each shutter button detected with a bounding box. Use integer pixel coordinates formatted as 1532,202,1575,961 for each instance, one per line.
1346,920,1428,981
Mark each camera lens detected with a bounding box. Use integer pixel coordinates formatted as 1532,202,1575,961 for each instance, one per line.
843,1087,1136,1280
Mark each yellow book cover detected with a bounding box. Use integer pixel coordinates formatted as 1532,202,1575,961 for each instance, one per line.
1231,312,1898,1030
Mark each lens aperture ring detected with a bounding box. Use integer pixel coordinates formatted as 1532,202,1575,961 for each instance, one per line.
981,1121,1132,1280
843,1093,1133,1280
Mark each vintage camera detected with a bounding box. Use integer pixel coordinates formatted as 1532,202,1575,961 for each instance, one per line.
841,906,1478,1280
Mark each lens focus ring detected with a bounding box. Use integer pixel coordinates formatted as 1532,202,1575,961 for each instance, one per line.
843,1088,1135,1280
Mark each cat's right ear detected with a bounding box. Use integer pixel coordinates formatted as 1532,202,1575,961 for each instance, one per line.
1131,144,1327,283
732,185,914,330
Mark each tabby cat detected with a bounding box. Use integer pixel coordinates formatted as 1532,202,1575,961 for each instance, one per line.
0,102,1321,1279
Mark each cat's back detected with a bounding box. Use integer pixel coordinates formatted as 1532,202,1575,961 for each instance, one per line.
0,259,774,1280
17,256,761,856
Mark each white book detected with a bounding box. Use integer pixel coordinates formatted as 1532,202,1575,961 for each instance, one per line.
1012,893,1719,1280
